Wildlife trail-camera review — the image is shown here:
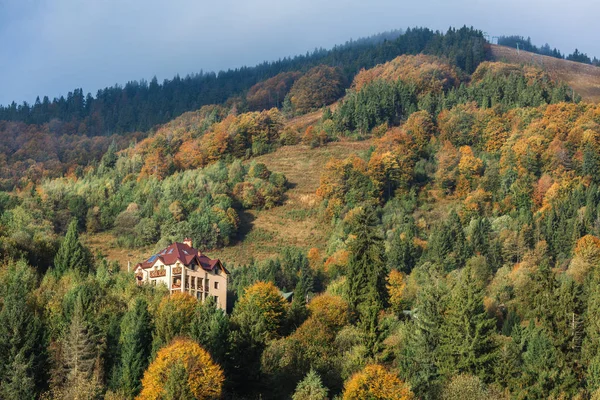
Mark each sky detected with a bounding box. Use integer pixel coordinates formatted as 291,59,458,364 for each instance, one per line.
0,0,597,106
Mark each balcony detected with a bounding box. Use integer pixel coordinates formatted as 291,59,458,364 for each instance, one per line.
172,266,182,275
150,269,166,278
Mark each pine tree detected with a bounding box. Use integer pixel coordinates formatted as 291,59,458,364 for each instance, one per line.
517,322,577,399
0,261,46,400
346,208,388,313
190,296,229,365
292,369,329,400
54,219,92,275
438,263,497,381
119,298,152,398
0,352,36,400
387,225,420,274
345,208,388,354
398,265,447,399
428,210,471,272
63,294,101,399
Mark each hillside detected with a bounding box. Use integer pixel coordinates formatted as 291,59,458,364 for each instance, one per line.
10,26,600,400
490,44,600,102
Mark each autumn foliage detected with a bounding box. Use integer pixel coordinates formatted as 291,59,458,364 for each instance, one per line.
137,338,224,400
247,71,302,111
289,66,345,114
342,364,414,400
353,54,460,94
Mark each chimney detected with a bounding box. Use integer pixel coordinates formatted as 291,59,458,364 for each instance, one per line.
183,237,193,248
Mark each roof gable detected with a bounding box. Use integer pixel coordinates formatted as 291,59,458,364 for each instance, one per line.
136,242,227,274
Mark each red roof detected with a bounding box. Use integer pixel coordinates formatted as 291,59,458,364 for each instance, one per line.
135,242,228,273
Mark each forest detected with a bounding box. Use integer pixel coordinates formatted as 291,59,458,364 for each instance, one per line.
3,25,600,400
498,35,600,66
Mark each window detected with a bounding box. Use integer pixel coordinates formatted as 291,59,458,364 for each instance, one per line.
214,296,219,304
214,281,219,290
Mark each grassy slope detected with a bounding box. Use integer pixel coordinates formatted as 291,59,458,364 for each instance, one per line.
211,139,373,266
489,44,600,103
84,109,372,268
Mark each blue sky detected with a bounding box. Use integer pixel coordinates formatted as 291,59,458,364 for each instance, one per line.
0,0,597,106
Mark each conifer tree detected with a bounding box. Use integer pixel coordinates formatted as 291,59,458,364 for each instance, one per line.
398,265,447,399
292,369,329,400
438,262,497,380
428,210,471,272
54,219,92,275
119,298,152,398
345,208,388,354
62,294,101,399
387,224,420,274
0,261,45,400
346,208,388,313
190,296,229,365
517,322,577,399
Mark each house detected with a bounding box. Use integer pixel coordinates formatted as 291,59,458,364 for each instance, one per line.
135,238,229,311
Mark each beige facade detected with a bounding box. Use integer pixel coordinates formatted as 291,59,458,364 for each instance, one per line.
135,249,228,311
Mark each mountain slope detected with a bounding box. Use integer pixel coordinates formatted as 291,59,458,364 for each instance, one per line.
490,44,600,102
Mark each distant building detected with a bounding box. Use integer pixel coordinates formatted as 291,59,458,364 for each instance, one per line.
135,238,229,311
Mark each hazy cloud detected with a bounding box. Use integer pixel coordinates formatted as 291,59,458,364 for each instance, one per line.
0,0,597,105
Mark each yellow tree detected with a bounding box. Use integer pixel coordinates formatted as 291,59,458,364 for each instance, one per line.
343,364,414,400
387,269,407,316
569,235,600,283
137,338,224,400
152,293,197,353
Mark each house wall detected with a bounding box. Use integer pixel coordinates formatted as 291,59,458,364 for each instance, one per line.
139,259,228,311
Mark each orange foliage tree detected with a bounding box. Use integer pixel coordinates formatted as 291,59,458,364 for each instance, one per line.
352,54,459,95
247,71,302,111
289,66,345,114
137,338,224,400
342,364,414,400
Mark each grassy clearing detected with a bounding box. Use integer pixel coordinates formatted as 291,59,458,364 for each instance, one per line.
211,139,373,265
84,139,373,269
490,44,600,103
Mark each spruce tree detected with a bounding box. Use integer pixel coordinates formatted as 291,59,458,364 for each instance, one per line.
190,296,229,365
346,208,388,313
0,262,45,400
387,225,420,274
54,219,92,275
119,298,152,398
398,265,447,399
439,262,497,380
63,294,101,399
292,369,328,400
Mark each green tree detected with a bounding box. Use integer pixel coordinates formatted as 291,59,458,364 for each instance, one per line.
398,265,447,399
54,219,92,275
428,210,471,272
190,296,229,365
346,208,388,313
119,298,152,398
438,263,497,380
345,208,388,354
152,293,196,355
229,281,287,392
292,369,329,400
62,294,102,399
162,362,194,400
516,322,577,399
0,261,46,400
